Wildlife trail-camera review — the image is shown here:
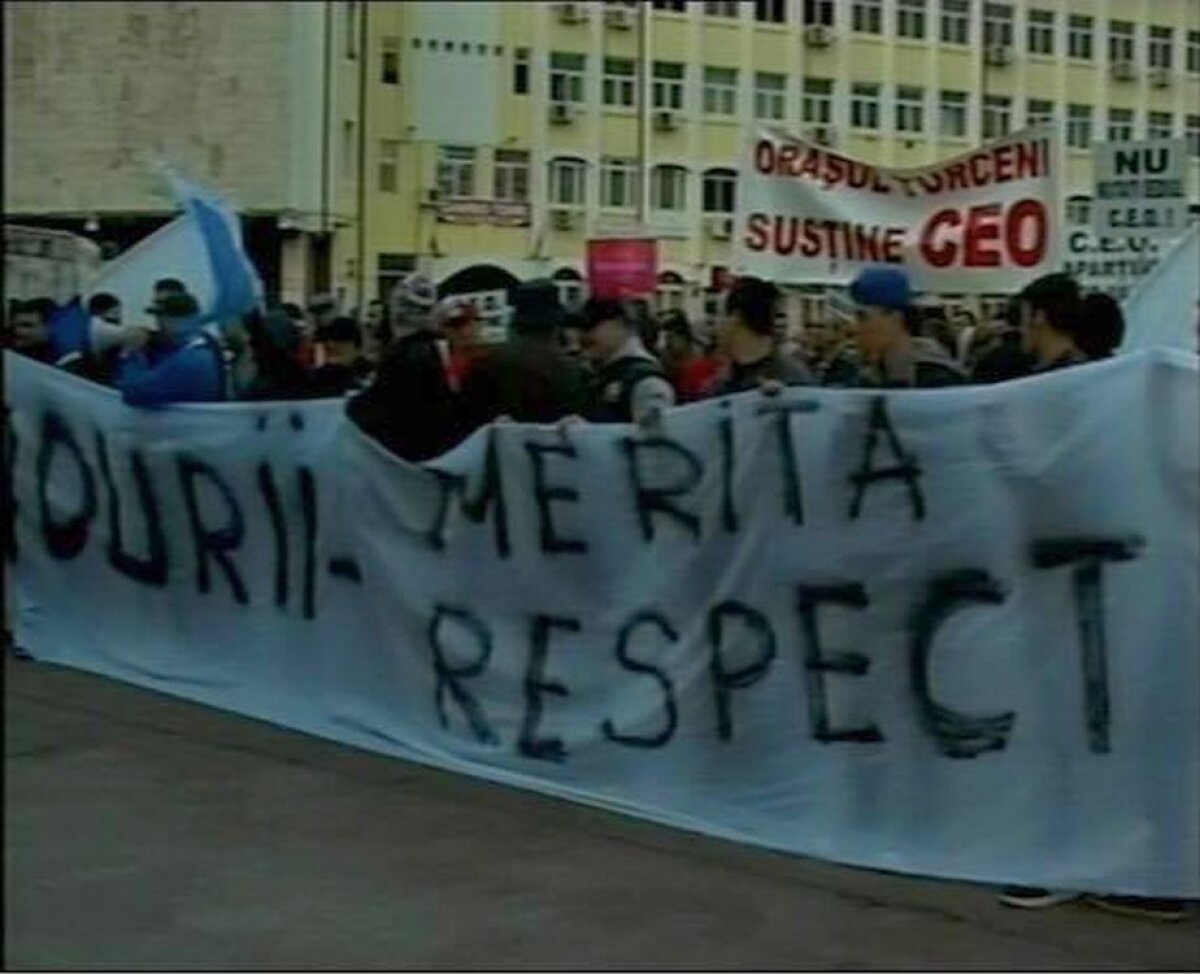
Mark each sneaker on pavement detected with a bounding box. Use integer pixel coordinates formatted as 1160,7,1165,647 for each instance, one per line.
998,886,1080,909
1085,896,1187,922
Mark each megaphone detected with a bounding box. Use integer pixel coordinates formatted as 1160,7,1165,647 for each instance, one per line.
89,318,128,355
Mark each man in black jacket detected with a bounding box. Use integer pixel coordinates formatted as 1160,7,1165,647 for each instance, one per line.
347,274,463,462
708,276,813,395
459,279,587,429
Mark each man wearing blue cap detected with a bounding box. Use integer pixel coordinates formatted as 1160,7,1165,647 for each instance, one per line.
849,266,965,389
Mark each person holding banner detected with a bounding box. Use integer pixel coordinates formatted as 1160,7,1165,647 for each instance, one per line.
709,276,813,396
578,297,676,427
848,267,966,389
459,279,587,428
348,274,464,461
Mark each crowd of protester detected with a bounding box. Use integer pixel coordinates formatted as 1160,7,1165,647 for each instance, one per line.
2,263,1135,462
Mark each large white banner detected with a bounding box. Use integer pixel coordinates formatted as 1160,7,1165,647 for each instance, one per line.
5,351,1199,898
736,127,1062,294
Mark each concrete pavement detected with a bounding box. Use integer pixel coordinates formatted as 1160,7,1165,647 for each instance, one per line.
5,656,1197,971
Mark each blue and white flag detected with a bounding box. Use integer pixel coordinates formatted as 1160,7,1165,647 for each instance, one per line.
84,171,264,330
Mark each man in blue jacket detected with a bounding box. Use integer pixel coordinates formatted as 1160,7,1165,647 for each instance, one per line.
114,291,226,407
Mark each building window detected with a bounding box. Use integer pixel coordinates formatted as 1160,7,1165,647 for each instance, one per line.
494,149,529,202
378,139,399,192
853,0,882,34
1188,116,1200,158
381,36,400,84
1109,21,1135,64
1148,111,1174,140
1188,31,1200,74
896,0,926,41
702,168,737,214
851,82,880,130
802,0,832,26
651,165,688,211
342,120,356,174
600,157,640,210
513,48,530,95
1149,26,1173,70
940,0,969,45
757,0,787,24
983,3,1013,48
754,72,786,121
1068,15,1093,60
345,1,357,59
983,95,1011,139
437,145,476,198
703,67,738,116
653,62,685,110
1108,108,1134,143
652,0,687,11
551,52,586,104
603,57,637,107
1066,195,1091,227
1067,104,1092,150
895,85,925,133
705,1,740,16
802,77,833,125
939,89,968,137
1027,9,1054,55
1026,98,1054,129
548,157,587,207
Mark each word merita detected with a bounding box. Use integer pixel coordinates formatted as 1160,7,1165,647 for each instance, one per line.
431,534,1141,764
427,396,929,558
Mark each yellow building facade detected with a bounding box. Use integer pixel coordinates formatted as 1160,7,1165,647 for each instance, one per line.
345,0,1199,323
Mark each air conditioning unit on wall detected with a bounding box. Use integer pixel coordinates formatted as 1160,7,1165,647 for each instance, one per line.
551,208,579,231
1149,67,1172,88
706,216,733,240
605,6,632,30
1111,60,1137,81
550,102,577,125
558,2,589,25
985,45,1012,67
654,110,679,132
804,24,833,48
808,126,836,146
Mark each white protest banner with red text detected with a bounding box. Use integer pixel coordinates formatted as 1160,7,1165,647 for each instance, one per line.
736,127,1062,293
7,350,1198,898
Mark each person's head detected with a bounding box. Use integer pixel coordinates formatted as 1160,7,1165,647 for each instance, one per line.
87,292,121,325
307,293,337,329
144,291,201,344
6,298,54,350
1016,272,1084,360
388,274,438,336
580,297,634,363
153,278,187,304
315,315,362,365
660,309,696,363
722,276,779,353
849,266,914,362
434,297,481,350
366,299,385,328
509,278,566,340
1077,292,1125,360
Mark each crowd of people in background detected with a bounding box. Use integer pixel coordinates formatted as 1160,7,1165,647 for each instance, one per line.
5,262,1131,464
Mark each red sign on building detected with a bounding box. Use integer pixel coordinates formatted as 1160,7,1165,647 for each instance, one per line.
586,238,658,300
